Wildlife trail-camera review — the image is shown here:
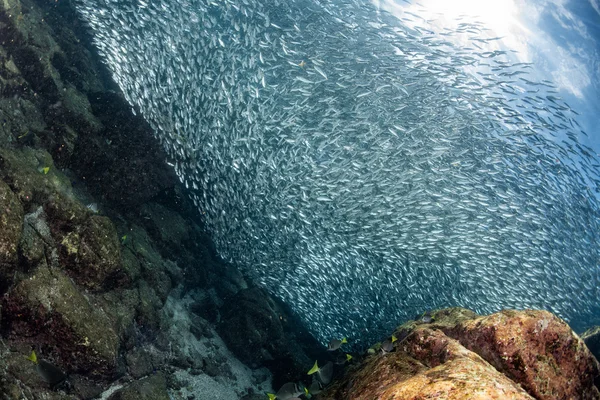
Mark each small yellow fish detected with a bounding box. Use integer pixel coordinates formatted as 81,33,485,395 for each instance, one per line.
26,350,66,387
27,350,38,364
267,393,276,400
381,334,397,353
121,235,127,243
298,60,306,68
307,360,320,375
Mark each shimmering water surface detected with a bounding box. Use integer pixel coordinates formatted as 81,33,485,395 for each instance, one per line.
75,0,600,347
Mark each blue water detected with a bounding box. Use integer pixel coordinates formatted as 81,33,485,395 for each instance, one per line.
75,0,600,348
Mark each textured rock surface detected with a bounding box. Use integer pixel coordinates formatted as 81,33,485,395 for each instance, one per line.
0,179,23,285
582,326,600,364
324,328,534,399
58,214,123,291
442,310,600,400
1,265,120,378
0,147,73,205
320,309,600,400
108,373,170,400
218,287,329,388
0,0,277,398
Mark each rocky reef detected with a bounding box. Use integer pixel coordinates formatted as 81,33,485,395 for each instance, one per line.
0,0,325,398
1,0,600,399
319,308,600,400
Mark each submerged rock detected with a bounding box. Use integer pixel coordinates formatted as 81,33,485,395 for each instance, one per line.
326,328,534,399
0,0,277,398
0,147,74,206
218,288,285,367
582,326,600,364
107,373,169,400
138,202,190,251
218,287,328,388
58,214,123,291
19,207,54,270
0,179,23,287
441,310,600,400
1,264,119,378
320,309,600,400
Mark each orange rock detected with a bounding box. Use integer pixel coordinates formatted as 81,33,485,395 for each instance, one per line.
319,309,600,400
442,310,600,400
321,328,533,399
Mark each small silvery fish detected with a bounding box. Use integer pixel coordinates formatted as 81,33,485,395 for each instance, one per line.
75,0,600,352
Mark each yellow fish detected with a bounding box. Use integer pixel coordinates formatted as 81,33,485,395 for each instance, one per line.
27,350,38,364
307,360,320,375
27,350,67,388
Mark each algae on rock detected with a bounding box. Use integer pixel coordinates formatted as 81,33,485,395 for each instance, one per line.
2,264,119,378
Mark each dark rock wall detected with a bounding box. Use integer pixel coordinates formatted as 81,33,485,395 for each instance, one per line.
0,0,324,397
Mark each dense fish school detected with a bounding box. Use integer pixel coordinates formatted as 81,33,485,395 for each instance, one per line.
75,0,600,347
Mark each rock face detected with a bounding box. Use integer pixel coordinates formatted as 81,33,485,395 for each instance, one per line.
218,287,329,388
1,264,120,378
0,0,175,208
582,326,600,364
0,0,274,397
443,309,599,400
58,214,123,291
0,179,23,287
108,373,170,400
320,308,600,400
0,2,278,395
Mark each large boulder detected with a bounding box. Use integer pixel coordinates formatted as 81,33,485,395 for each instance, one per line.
324,328,534,399
321,309,600,400
441,309,600,400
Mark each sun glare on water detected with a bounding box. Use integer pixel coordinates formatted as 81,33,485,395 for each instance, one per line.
417,0,519,32
380,0,532,62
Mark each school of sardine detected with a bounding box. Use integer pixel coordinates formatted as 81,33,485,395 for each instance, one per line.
74,0,600,347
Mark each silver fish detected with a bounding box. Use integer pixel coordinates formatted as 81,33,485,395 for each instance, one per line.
74,0,600,351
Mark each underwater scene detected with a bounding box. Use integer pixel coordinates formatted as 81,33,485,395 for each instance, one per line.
0,0,600,398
